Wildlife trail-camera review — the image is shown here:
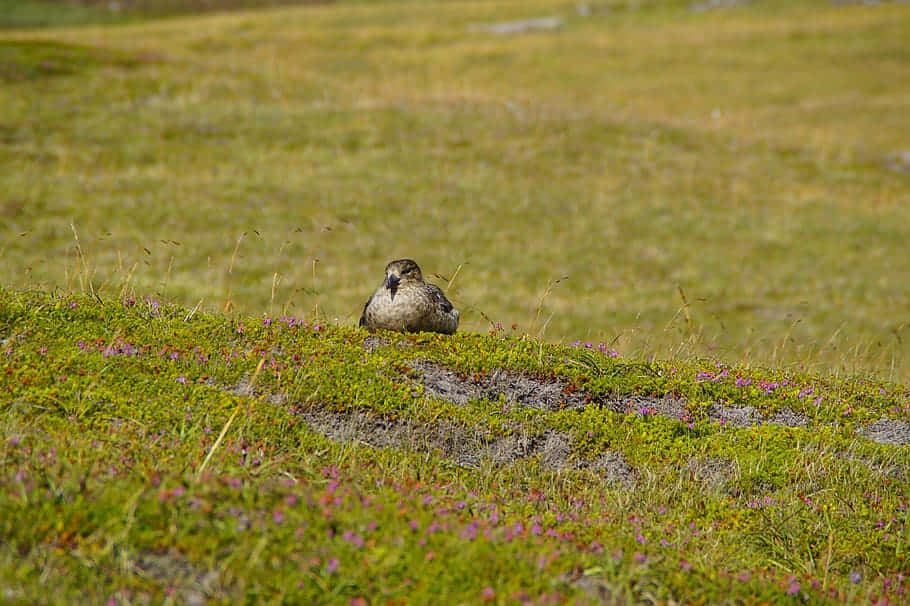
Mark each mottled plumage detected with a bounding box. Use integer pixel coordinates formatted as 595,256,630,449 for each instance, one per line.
359,259,459,334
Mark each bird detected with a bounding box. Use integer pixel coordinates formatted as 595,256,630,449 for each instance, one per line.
359,259,459,334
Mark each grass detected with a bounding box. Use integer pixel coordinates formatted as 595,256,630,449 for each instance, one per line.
0,0,909,382
0,0,334,29
1,0,909,381
1,287,908,603
0,1,909,600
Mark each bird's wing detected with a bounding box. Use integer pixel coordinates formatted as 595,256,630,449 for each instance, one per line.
425,284,454,313
359,295,373,327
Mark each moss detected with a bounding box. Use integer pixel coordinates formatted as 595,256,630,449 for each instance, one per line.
1,287,907,603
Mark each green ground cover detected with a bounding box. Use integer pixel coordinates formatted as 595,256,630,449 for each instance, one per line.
1,288,908,603
1,1,910,602
0,0,908,380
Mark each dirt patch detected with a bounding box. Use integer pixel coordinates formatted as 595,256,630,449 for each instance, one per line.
619,393,687,419
706,404,807,428
886,150,910,174
299,406,567,469
408,360,689,417
469,17,564,35
131,549,221,606
690,0,751,11
297,405,638,485
409,360,594,411
228,376,285,405
858,418,910,446
769,408,809,428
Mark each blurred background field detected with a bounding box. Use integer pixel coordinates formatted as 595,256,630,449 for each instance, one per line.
1,0,909,379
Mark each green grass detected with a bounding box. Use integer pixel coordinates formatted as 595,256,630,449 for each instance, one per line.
0,4,909,598
1,287,908,603
1,0,909,382
0,1,129,29
0,0,334,29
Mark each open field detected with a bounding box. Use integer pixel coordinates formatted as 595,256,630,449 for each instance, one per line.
1,0,909,381
1,288,908,603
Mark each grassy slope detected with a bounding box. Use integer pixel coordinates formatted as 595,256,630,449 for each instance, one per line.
1,0,909,380
1,288,908,604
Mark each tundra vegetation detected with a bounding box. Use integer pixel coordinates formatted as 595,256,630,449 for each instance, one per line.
1,0,908,603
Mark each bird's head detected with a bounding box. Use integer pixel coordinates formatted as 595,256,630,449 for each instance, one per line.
384,258,423,290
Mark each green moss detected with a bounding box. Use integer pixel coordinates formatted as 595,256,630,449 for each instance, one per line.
1,287,907,603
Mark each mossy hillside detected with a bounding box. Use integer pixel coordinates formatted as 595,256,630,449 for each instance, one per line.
2,288,907,604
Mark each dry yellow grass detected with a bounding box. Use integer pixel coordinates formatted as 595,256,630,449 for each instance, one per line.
1,0,909,379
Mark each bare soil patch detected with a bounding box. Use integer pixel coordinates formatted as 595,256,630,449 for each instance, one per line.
858,417,910,446
706,403,808,428
297,406,638,486
408,360,595,411
131,549,221,606
408,359,687,417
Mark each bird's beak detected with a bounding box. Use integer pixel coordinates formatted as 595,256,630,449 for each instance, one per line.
384,274,400,290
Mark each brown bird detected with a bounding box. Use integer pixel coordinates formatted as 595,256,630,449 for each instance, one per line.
359,259,459,334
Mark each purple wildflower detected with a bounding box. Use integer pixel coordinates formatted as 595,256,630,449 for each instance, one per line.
343,531,364,548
